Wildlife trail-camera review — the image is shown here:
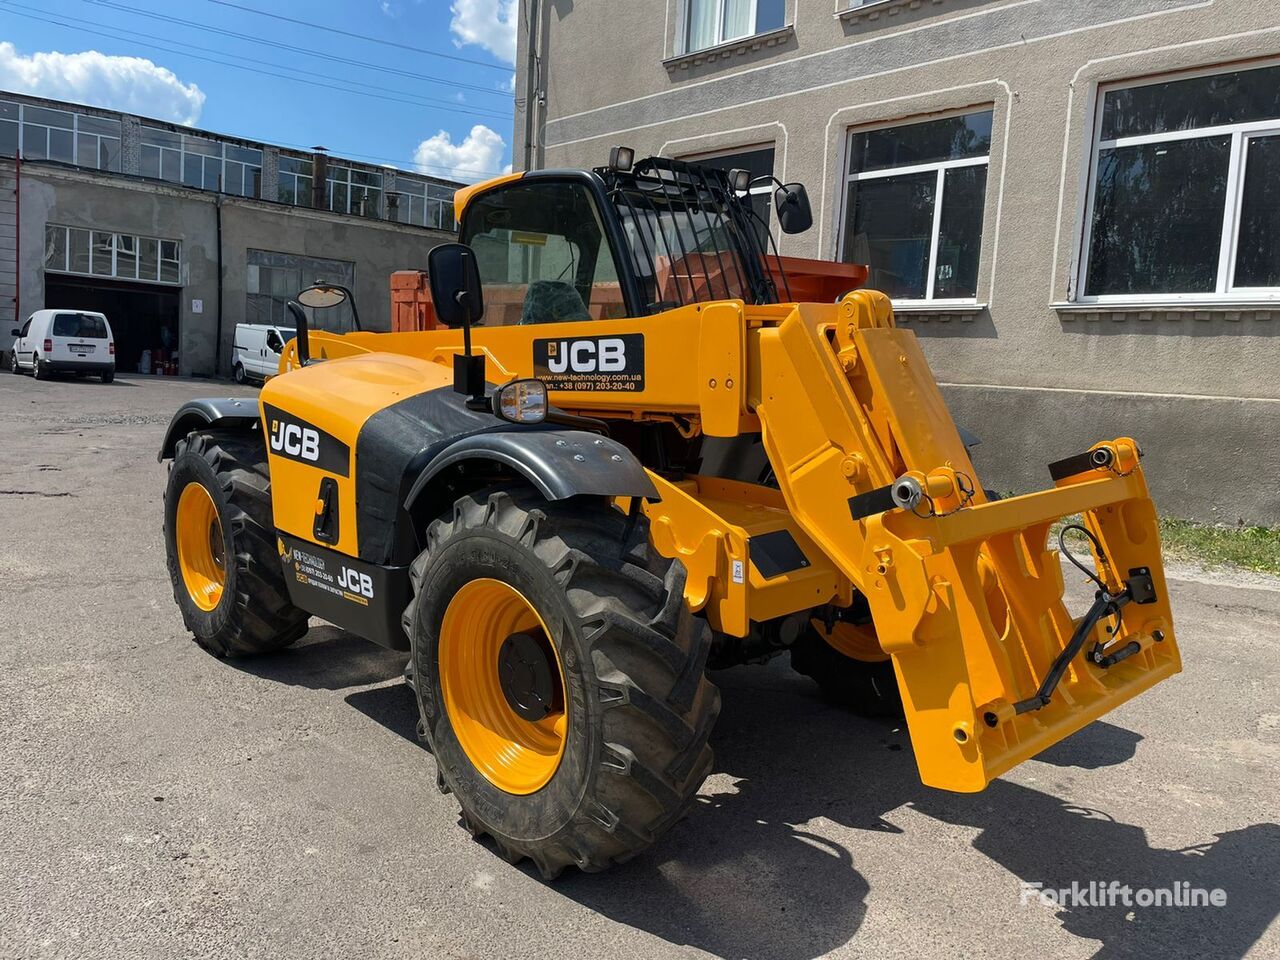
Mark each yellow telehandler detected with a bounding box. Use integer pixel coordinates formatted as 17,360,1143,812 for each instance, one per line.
159,153,1180,878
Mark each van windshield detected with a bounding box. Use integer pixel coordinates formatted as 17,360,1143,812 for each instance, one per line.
52,313,108,339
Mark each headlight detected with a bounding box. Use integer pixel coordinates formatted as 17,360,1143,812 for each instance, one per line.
495,378,548,424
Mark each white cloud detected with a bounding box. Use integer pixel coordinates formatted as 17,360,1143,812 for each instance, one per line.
413,123,507,183
449,0,518,66
0,42,205,125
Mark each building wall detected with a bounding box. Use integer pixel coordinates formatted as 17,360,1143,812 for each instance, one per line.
515,0,1280,523
11,160,452,377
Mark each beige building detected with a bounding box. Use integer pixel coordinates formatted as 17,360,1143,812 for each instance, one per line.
513,0,1280,524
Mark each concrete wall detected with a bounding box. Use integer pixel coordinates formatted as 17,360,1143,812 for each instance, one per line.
516,0,1280,523
12,160,451,378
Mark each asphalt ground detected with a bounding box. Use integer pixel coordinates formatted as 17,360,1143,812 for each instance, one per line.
1,372,1277,959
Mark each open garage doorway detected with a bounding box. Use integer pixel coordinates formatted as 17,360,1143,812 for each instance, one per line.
44,275,180,374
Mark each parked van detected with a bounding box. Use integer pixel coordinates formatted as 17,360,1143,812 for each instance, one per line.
232,323,295,383
9,309,115,382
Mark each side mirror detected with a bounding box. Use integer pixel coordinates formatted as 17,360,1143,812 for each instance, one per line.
774,182,813,235
298,282,362,331
428,242,487,402
9,328,19,337
427,243,485,329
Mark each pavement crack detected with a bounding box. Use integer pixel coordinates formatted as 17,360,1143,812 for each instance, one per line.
0,489,73,497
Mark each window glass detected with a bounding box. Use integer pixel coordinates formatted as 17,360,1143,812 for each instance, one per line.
1086,136,1230,295
934,165,987,299
78,115,120,137
49,127,74,163
0,101,17,120
695,146,776,246
462,181,626,325
687,0,787,53
245,249,356,330
843,172,936,299
44,225,67,272
141,126,183,149
139,237,160,281
849,111,993,174
0,119,16,156
76,135,98,168
100,137,121,172
1101,64,1280,140
69,229,91,274
1234,134,1280,288
25,107,72,128
91,232,114,276
116,234,138,279
53,313,108,338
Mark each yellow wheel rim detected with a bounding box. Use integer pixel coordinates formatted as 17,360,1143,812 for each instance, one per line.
176,482,226,612
810,618,890,663
439,578,568,795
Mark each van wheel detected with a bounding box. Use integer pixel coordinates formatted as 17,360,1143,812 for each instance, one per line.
101,369,114,384
404,488,719,878
9,352,17,374
32,356,47,380
164,429,309,656
233,363,246,385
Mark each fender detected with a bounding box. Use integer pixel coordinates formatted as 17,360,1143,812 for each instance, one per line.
405,429,658,515
157,397,260,461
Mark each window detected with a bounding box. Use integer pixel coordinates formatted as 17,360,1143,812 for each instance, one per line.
52,313,108,339
327,165,383,218
688,145,776,247
840,109,992,301
140,126,183,183
389,177,457,229
460,181,626,326
246,249,356,329
139,127,261,197
1082,63,1280,299
0,102,121,170
45,224,182,284
278,156,314,207
685,0,786,53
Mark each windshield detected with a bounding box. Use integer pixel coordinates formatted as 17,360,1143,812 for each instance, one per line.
604,159,774,312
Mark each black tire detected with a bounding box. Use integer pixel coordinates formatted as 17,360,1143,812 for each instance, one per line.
101,369,114,384
32,356,47,380
164,429,309,657
790,626,904,719
233,363,246,385
404,488,719,878
9,351,17,374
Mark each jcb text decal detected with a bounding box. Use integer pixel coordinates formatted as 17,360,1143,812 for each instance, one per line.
261,403,350,476
533,334,645,391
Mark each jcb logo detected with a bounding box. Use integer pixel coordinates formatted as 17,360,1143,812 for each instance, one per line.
338,566,374,599
534,334,645,392
270,420,320,462
546,338,627,373
261,404,350,476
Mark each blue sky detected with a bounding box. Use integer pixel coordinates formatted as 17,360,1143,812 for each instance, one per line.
0,0,518,182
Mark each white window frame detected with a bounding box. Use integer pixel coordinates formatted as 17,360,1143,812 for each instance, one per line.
6,102,121,172
838,109,992,305
44,224,183,285
139,127,262,198
685,0,761,53
1077,63,1280,305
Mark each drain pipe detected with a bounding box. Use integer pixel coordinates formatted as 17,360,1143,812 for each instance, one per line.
213,193,224,377
12,155,19,330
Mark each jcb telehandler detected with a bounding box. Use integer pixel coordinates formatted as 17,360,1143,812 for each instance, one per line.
160,154,1180,878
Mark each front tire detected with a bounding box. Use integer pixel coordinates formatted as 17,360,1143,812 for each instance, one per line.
164,429,309,656
9,351,17,374
791,619,904,719
233,363,246,385
404,488,719,878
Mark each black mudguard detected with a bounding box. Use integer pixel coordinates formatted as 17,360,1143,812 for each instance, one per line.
158,397,260,461
355,386,657,566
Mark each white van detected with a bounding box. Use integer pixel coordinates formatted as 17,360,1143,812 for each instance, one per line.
9,309,116,382
232,323,295,384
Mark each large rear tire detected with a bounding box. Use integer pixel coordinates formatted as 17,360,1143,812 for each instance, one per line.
404,488,719,878
164,429,309,656
790,619,904,719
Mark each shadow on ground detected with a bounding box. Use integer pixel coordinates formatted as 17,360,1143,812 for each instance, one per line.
241,635,1280,960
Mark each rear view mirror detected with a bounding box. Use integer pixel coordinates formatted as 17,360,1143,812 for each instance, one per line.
9,328,18,337
774,182,813,235
428,243,485,330
297,285,348,309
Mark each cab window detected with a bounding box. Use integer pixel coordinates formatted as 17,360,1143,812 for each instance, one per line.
266,329,284,353
460,180,626,326
19,318,31,337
